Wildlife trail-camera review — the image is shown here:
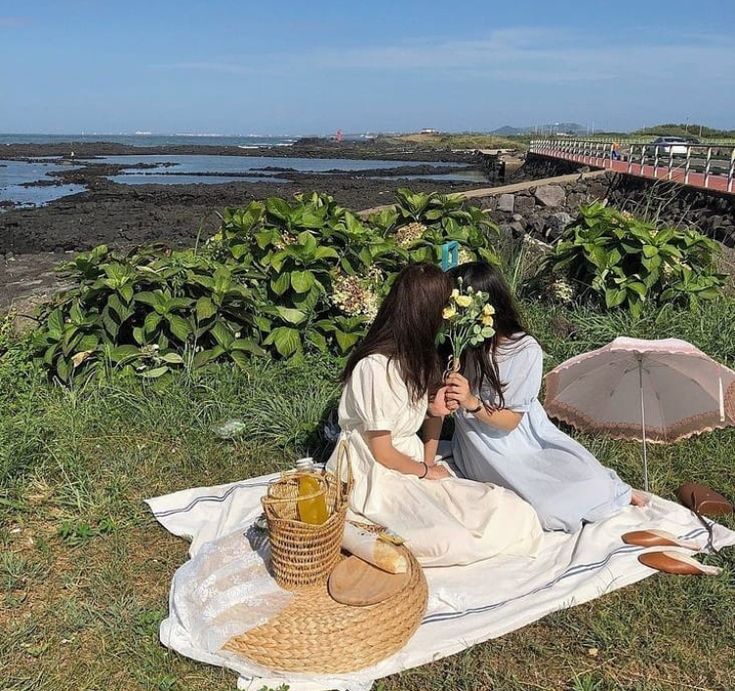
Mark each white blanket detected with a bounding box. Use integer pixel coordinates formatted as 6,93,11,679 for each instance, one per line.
147,474,735,691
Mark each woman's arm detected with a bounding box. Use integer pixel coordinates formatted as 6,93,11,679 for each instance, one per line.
365,431,449,479
422,415,443,465
445,372,523,432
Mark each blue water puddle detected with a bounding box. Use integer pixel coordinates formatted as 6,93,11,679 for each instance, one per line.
0,159,86,207
95,154,468,177
1,154,483,207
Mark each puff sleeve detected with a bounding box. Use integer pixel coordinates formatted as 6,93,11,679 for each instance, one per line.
348,356,406,431
498,340,544,412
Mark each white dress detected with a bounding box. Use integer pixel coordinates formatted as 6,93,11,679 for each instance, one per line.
452,336,632,533
326,354,543,567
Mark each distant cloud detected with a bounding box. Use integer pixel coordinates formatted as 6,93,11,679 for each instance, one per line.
152,27,735,86
306,28,735,84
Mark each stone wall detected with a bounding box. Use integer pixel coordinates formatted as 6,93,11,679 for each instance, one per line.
478,162,735,247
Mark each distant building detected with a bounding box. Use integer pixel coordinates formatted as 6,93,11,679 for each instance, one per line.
420,128,439,134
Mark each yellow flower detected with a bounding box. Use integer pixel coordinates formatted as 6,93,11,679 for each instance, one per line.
482,303,496,316
455,295,472,308
481,314,494,327
443,306,457,319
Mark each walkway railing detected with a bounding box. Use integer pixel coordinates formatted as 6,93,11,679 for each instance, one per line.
529,139,735,194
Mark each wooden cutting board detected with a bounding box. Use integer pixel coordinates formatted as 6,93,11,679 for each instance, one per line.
328,555,409,606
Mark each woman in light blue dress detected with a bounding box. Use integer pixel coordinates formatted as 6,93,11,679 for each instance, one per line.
444,262,645,532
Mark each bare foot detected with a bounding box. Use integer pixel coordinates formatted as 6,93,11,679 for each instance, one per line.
630,490,648,507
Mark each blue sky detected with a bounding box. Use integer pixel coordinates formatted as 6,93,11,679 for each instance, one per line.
1,0,733,134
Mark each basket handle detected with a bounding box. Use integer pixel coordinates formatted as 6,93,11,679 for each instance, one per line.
333,439,353,507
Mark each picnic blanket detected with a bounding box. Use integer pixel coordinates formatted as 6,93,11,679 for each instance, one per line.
147,473,735,691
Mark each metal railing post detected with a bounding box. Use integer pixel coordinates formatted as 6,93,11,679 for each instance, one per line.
667,146,674,180
704,147,712,188
653,146,660,178
628,145,634,174
728,148,735,193
640,145,646,175
684,146,692,184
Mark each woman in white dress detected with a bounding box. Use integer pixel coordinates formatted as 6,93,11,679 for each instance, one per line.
326,263,542,567
445,262,646,533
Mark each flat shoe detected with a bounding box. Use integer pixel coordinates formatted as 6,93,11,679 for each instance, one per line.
622,529,699,550
638,550,721,576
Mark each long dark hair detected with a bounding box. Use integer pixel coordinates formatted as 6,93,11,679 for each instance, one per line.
448,261,529,409
342,263,451,402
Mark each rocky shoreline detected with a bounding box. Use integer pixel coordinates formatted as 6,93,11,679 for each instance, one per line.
1,140,519,308
0,137,479,162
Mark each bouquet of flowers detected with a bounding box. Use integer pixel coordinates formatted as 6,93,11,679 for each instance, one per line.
438,279,496,374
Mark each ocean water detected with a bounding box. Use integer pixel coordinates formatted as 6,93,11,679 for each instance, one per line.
101,154,467,186
0,133,298,148
1,150,481,207
0,159,86,207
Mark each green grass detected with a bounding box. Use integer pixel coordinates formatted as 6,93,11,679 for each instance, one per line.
1,299,734,690
388,131,526,151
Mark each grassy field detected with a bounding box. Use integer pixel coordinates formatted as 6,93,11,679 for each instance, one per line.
390,132,527,151
2,296,734,691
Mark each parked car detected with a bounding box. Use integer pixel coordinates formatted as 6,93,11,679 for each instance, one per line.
651,136,691,155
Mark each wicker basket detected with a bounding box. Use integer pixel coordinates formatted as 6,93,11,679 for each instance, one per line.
262,443,352,590
224,525,428,674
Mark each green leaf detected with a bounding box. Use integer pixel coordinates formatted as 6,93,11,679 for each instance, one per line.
192,345,226,368
229,350,250,370
107,345,141,363
254,315,272,332
119,283,134,303
604,288,628,308
160,352,184,364
195,296,217,321
271,271,291,296
264,326,301,357
314,246,340,261
47,308,64,338
56,357,71,382
306,330,328,352
266,197,292,222
275,307,307,324
144,311,162,334
167,314,191,342
290,270,315,294
140,366,170,379
232,338,266,356
626,281,647,298
334,329,361,353
210,321,234,348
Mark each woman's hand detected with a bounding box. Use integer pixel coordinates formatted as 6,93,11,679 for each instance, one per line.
445,372,478,410
424,464,450,480
427,386,451,418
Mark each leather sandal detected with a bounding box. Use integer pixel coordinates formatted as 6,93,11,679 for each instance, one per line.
638,550,722,576
622,529,698,550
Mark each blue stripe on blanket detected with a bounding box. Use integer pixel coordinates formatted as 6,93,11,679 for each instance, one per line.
422,527,708,625
153,480,273,517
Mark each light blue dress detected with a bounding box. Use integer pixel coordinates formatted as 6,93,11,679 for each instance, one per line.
451,335,632,532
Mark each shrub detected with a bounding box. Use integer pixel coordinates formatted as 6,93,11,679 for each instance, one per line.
545,202,725,317
31,190,500,383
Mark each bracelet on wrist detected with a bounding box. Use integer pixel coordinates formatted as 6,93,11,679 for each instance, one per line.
465,398,483,414
418,462,429,479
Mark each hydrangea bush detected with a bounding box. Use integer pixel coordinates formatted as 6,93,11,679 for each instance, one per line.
32,190,500,383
